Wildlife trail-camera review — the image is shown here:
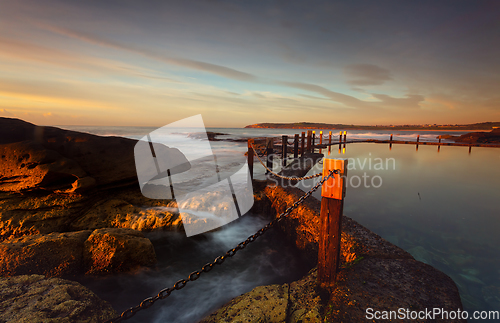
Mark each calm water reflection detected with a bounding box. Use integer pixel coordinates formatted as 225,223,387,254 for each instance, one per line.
296,143,500,320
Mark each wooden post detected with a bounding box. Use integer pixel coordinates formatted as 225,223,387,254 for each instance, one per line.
247,139,254,181
266,137,274,174
319,131,323,154
328,131,332,154
306,131,312,154
294,134,299,158
318,159,347,289
389,134,393,151
343,131,347,143
469,144,472,154
312,131,316,153
339,131,342,143
282,135,288,166
416,135,420,151
301,132,306,156
390,134,393,141
438,136,441,153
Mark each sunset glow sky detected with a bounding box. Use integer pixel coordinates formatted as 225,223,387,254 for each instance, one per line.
1,0,499,127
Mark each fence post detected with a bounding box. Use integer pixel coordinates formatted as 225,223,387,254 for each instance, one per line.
319,131,323,154
282,135,288,166
266,137,274,174
312,131,316,153
301,132,306,156
247,139,254,181
294,134,299,158
306,131,312,153
318,158,348,289
328,131,332,154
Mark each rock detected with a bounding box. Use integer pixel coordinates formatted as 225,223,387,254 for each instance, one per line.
0,274,116,322
70,199,182,232
326,258,465,322
253,182,412,266
0,231,92,277
200,284,289,323
83,228,157,274
0,185,176,241
0,117,139,191
0,141,91,192
454,128,500,144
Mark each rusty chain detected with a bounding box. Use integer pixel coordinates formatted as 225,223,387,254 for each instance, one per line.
250,143,323,181
103,169,337,323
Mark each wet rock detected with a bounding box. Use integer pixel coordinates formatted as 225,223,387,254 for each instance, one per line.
0,185,175,241
70,199,181,232
0,231,92,277
0,274,116,322
200,284,289,323
83,228,157,274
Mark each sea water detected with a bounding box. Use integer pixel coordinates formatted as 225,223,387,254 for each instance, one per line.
62,125,500,322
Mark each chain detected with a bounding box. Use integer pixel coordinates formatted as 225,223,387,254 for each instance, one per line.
250,143,323,181
102,170,337,323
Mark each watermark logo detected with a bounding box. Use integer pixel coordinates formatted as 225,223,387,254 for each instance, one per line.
134,114,253,237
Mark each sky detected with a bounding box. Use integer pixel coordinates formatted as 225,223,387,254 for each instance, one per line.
0,0,499,127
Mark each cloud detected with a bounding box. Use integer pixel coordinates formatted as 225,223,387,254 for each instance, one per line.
277,81,370,109
41,24,258,82
344,64,392,86
371,93,424,109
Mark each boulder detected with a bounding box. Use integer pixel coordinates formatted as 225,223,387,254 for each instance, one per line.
0,117,138,191
84,228,157,274
0,231,92,277
200,284,289,323
0,274,116,323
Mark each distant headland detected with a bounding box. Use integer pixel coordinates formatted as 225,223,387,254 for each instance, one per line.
244,121,500,131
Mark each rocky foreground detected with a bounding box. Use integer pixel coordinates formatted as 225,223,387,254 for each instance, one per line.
0,117,464,322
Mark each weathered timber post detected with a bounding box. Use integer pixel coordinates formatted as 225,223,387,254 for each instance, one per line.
390,134,393,150
339,131,342,143
312,131,316,153
247,139,254,181
416,135,420,151
294,134,299,158
319,131,323,154
438,136,441,153
282,135,288,166
266,137,274,174
301,132,306,156
328,131,332,154
318,158,348,289
306,131,312,154
343,131,347,143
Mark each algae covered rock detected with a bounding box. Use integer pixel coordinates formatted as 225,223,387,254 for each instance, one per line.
0,274,116,323
0,230,92,277
83,228,157,274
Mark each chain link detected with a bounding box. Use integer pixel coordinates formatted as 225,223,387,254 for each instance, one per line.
102,170,337,323
250,143,323,181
